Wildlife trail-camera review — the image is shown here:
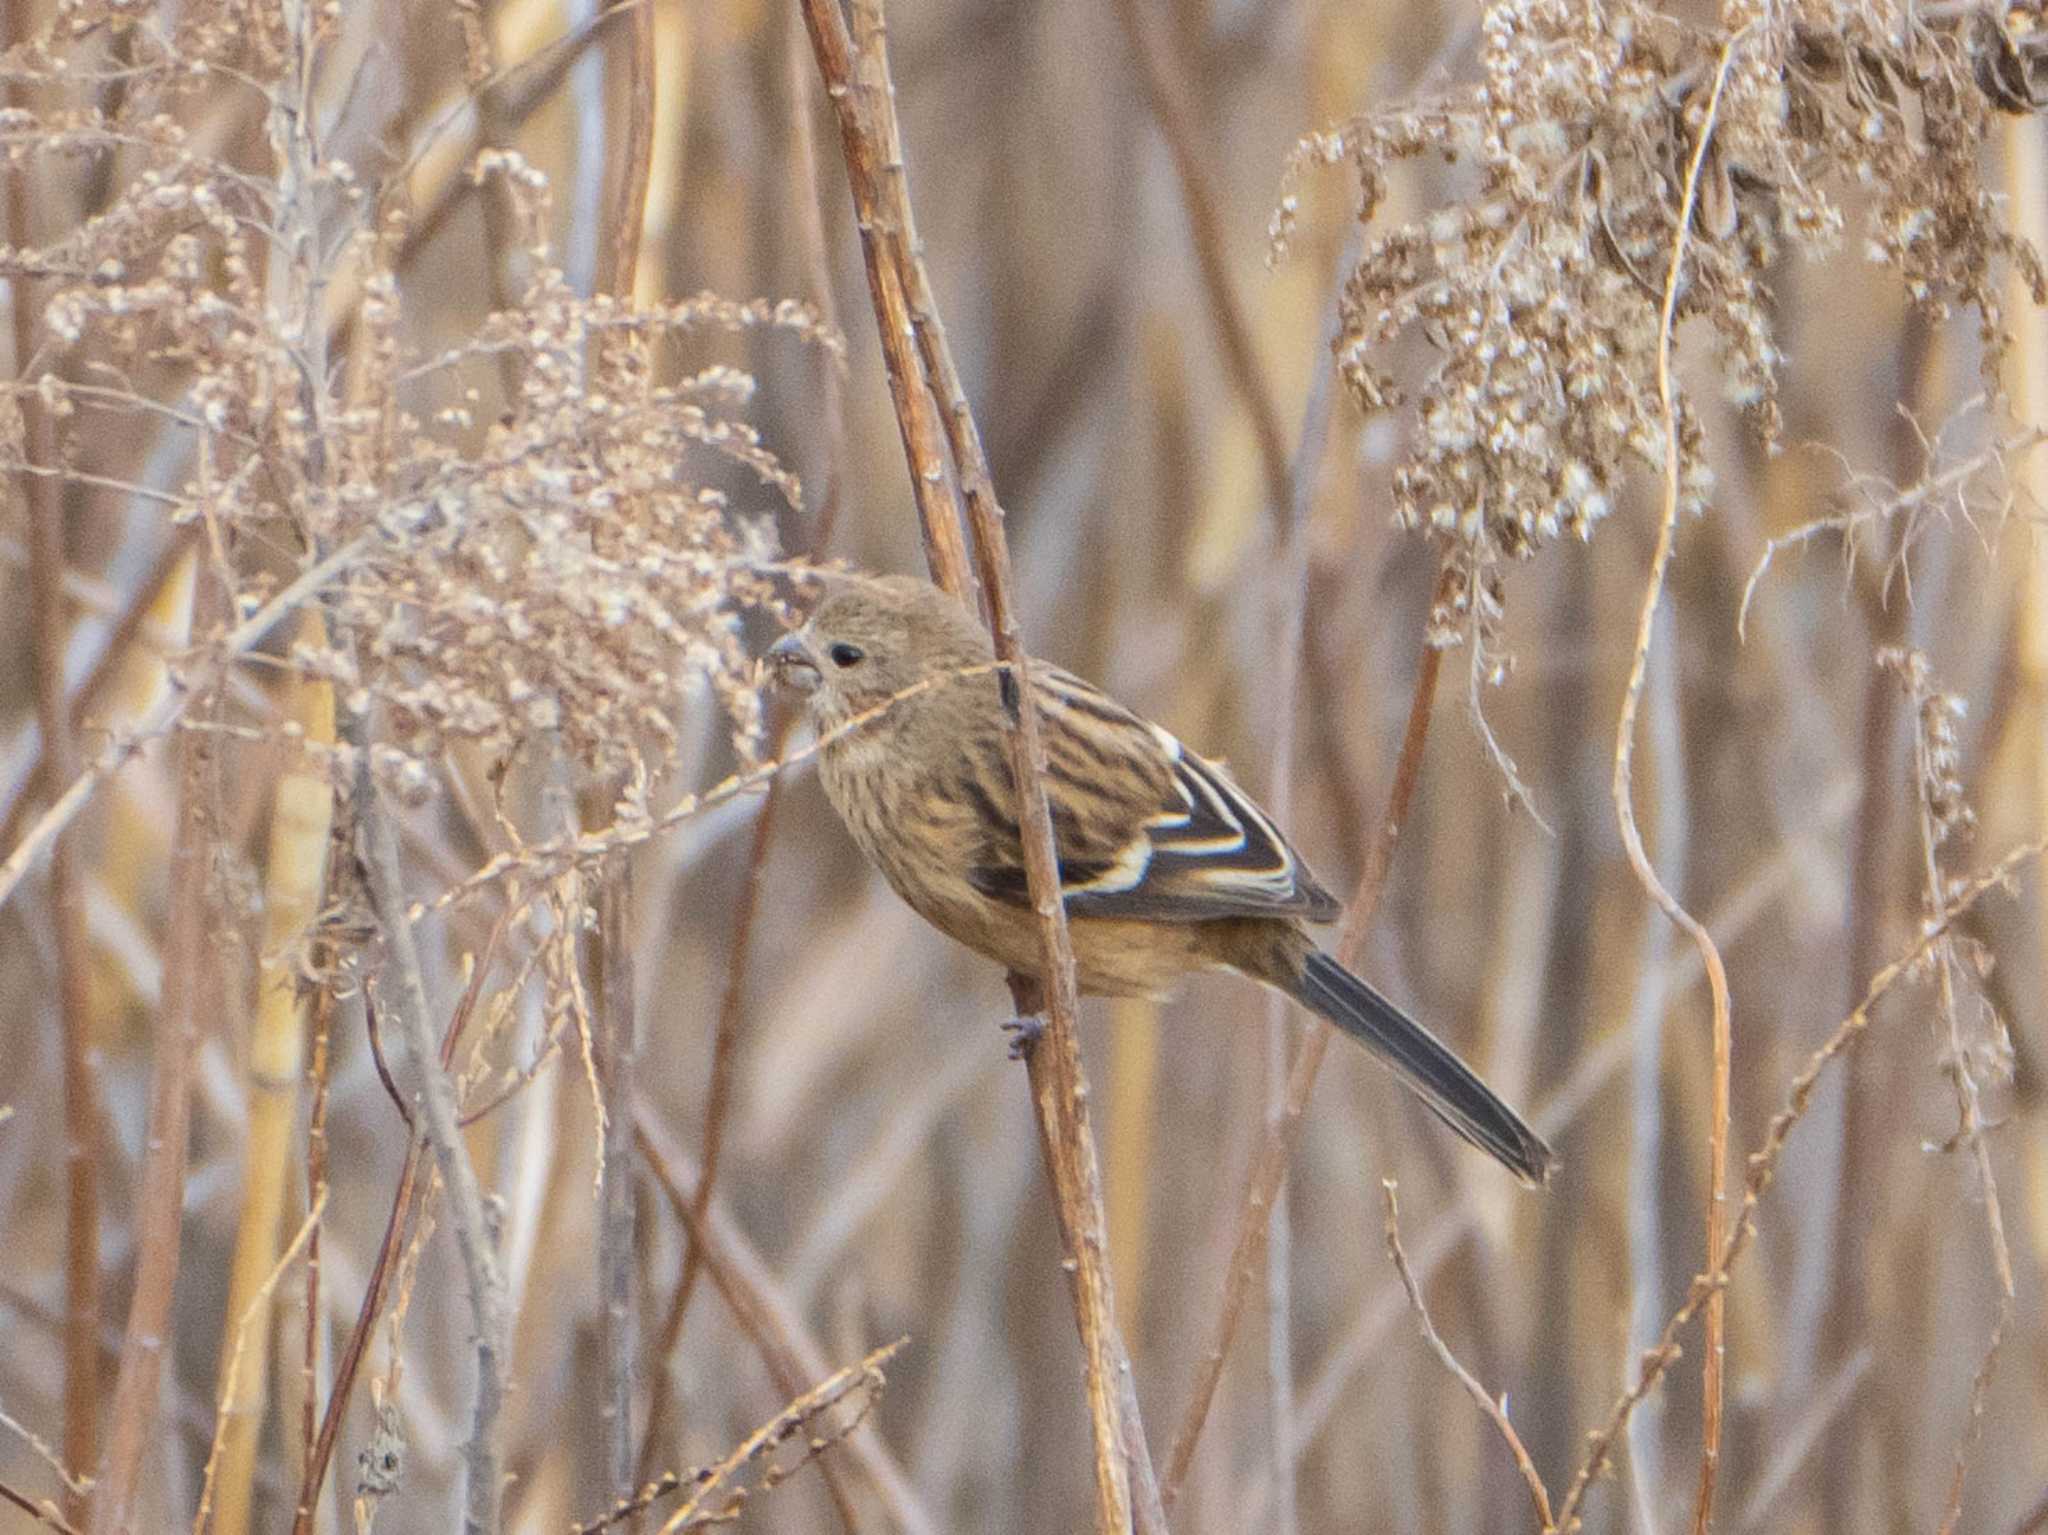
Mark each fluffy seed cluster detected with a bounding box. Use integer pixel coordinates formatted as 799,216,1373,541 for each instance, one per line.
3,5,839,809
1275,0,2048,639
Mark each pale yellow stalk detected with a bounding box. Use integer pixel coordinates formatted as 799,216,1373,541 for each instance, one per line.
209,610,336,1535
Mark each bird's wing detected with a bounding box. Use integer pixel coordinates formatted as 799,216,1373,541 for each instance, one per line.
960,665,1343,924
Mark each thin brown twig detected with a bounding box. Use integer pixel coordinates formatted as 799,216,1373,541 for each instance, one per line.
1896,653,2018,1535
799,3,1147,1525
795,0,970,600
589,0,657,1508
192,1193,327,1535
5,27,100,1501
0,527,196,862
1109,0,1290,517
295,969,337,1533
635,1110,934,1535
0,1481,81,1535
88,564,221,1535
291,858,503,1534
1619,33,1746,1535
1381,1179,1553,1531
19,327,101,1535
0,527,373,915
1549,837,2047,1532
1161,559,1450,1510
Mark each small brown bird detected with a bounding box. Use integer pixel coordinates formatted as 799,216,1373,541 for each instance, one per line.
768,574,1553,1185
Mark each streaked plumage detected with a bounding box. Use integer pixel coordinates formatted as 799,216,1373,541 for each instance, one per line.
768,573,1553,1185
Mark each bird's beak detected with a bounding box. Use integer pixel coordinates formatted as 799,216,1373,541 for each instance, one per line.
767,630,821,693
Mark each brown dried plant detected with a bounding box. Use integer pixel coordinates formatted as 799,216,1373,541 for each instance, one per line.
4,9,838,825
1282,0,2047,675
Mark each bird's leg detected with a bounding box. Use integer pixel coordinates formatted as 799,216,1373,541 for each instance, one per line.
1001,1013,1045,1060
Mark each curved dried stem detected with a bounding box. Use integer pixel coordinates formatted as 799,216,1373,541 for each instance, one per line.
1552,837,2046,1533
1381,1180,1553,1530
1162,560,1449,1510
1613,32,1745,1535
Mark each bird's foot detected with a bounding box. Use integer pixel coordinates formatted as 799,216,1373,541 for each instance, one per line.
1001,1013,1045,1060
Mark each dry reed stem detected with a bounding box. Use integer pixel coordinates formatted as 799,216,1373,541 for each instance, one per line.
1902,657,2016,1535
1162,565,1448,1509
0,1482,80,1535
1550,837,2047,1532
7,40,101,1504
1615,32,1745,1535
800,5,1147,1524
208,610,334,1535
296,962,338,1535
796,0,970,600
0,530,372,915
22,379,100,1535
1109,0,1291,516
1381,1179,1553,1530
589,0,658,1507
0,527,194,859
90,565,219,1535
635,1109,934,1535
192,1193,327,1535
640,41,851,1468
351,737,507,1535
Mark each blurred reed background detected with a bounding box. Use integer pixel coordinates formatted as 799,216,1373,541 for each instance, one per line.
1,0,2045,1533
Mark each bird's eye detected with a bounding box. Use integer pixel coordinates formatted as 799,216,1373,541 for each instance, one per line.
828,642,866,668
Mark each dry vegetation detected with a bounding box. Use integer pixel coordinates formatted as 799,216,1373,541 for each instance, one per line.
2,0,2047,1533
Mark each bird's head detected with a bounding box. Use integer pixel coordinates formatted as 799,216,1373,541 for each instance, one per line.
766,573,993,730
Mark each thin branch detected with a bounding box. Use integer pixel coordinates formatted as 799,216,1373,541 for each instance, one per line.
0,527,195,862
192,1193,327,1535
352,743,508,1535
794,0,971,599
1550,837,2047,1532
798,6,1147,1524
0,1482,81,1535
1618,33,1745,1535
588,0,657,1508
635,1109,938,1535
1162,562,1450,1510
18,308,100,1535
1895,652,2018,1535
0,528,372,915
1381,1180,1553,1531
88,567,219,1535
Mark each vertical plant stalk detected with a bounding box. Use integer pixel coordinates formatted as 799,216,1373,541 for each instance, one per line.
1620,38,1743,1535
296,963,337,1534
1902,661,2017,1535
209,611,335,1535
796,0,971,601
89,566,221,1535
8,41,100,1511
1160,578,1447,1508
798,1,1148,1525
1109,0,1290,511
589,0,657,1506
22,345,101,1535
637,31,851,1483
635,1112,933,1535
1249,249,1347,1535
350,736,508,1535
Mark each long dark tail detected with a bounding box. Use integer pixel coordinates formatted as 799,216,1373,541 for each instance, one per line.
1288,948,1554,1187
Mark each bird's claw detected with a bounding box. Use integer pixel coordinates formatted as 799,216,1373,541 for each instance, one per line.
1001,1014,1045,1060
